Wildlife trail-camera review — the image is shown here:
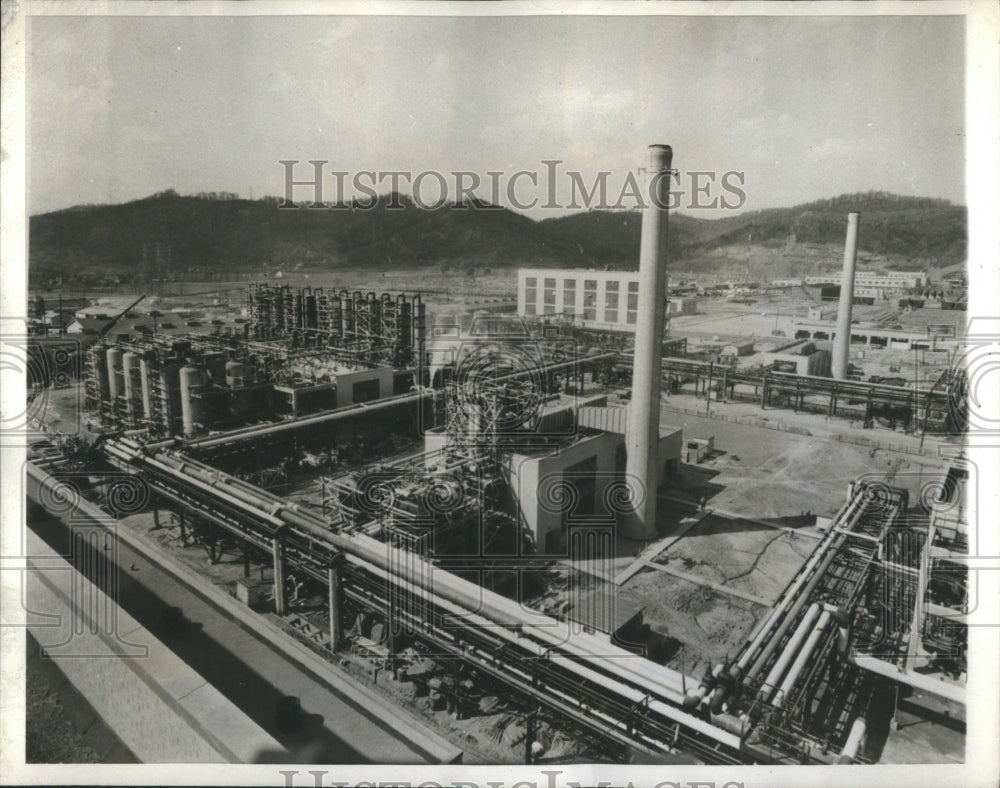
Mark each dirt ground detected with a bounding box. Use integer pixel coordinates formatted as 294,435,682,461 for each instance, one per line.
659,402,950,518
651,514,816,606
618,568,766,679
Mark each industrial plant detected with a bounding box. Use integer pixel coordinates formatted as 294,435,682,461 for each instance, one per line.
23,145,970,767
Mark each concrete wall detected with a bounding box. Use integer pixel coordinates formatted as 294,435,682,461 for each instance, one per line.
25,527,285,763
767,349,831,376
508,432,621,553
507,426,682,553
334,366,396,408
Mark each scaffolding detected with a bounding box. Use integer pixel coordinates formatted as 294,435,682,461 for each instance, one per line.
83,345,110,420
244,283,425,367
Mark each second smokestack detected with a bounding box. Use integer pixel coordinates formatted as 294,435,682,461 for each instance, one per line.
623,144,673,541
832,212,861,380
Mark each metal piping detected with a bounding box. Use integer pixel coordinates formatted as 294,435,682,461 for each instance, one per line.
624,144,673,540
731,492,866,680
102,439,720,732
836,717,866,764
757,602,821,701
831,212,861,380
772,610,832,708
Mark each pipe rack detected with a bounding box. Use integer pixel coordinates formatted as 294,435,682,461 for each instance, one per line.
99,437,743,762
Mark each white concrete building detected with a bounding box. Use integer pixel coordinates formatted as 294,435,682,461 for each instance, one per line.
517,268,695,331
805,270,926,290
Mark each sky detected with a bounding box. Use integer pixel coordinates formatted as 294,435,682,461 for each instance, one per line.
27,12,965,219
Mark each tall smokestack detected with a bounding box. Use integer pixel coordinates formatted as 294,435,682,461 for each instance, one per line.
831,212,861,380
624,144,673,540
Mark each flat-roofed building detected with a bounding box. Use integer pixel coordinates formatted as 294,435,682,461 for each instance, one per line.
517,268,694,331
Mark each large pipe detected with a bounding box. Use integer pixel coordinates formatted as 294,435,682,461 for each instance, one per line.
732,491,866,681
94,449,742,754
100,439,711,716
624,144,673,540
831,212,861,379
106,346,123,400
772,610,831,708
757,603,821,701
742,493,868,682
836,717,866,764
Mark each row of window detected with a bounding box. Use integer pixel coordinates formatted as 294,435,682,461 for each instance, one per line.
523,277,639,323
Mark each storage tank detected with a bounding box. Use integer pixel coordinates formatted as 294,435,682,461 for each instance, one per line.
225,360,246,388
122,351,141,421
179,364,206,437
106,347,124,399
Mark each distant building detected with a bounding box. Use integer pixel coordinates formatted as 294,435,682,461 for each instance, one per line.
716,341,754,365
805,270,925,293
67,317,112,335
75,308,111,320
764,339,831,377
517,268,695,332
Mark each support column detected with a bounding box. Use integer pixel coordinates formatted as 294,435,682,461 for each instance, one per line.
272,529,287,617
327,553,346,649
243,539,251,578
152,506,161,531
760,373,768,410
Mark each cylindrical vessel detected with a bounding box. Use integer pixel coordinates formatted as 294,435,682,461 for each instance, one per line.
122,351,141,421
624,144,673,540
91,347,110,407
139,356,152,420
106,347,123,399
179,364,206,437
832,212,861,379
